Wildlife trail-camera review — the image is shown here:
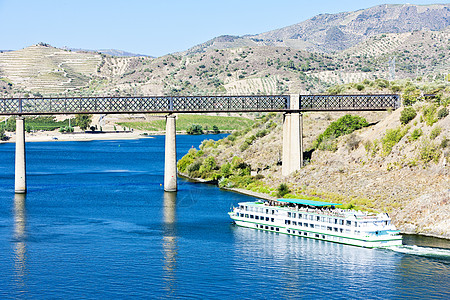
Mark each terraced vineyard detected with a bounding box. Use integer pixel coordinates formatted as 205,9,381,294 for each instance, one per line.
0,45,101,94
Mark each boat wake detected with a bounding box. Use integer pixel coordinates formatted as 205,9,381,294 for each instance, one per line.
389,245,450,259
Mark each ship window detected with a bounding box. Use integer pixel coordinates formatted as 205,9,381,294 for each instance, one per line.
355,222,358,227
240,205,244,210
309,215,314,220
245,206,248,211
255,216,259,220
322,235,325,239
334,219,338,224
304,223,308,227
334,228,338,232
245,214,249,218
304,232,307,236
340,228,343,233
265,226,268,229
315,234,319,238
293,221,297,226
266,217,269,221
285,220,290,225
250,215,254,219
276,228,279,232
340,220,344,225
298,214,302,219
299,222,302,226
271,227,274,231
316,216,320,221
346,221,352,226
266,209,269,214
287,229,290,233
288,212,291,217
292,231,296,234
310,224,314,228
292,213,296,218
271,218,274,222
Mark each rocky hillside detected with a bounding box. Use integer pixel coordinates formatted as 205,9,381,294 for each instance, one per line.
1,24,448,98
184,4,450,54
177,84,450,239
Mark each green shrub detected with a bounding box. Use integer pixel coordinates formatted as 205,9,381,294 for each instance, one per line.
419,139,440,164
409,128,422,141
220,163,232,178
430,126,442,140
256,129,268,138
440,136,448,148
277,183,290,198
437,107,449,119
391,85,401,93
381,126,409,156
187,159,202,177
423,105,438,126
314,115,368,150
240,141,250,151
400,107,417,125
402,87,421,106
177,148,198,173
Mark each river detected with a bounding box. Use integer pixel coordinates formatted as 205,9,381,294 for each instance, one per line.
0,135,449,299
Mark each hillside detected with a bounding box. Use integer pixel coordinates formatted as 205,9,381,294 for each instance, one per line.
177,87,450,238
0,44,101,94
1,24,448,98
184,4,450,54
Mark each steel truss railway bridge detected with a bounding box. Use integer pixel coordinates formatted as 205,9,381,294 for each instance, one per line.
1,94,400,193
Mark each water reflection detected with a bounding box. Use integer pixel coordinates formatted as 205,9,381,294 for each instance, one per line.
13,193,28,294
162,192,178,296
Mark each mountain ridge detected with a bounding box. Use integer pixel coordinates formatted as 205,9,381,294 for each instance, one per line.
182,4,450,55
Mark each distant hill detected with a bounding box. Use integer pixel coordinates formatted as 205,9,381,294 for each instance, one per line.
67,47,152,57
183,4,450,55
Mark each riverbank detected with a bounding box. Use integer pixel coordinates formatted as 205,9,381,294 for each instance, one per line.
0,129,230,144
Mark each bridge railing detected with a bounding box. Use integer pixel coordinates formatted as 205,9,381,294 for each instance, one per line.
0,94,400,115
0,95,290,115
299,94,400,111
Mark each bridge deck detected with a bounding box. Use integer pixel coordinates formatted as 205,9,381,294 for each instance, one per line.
0,95,400,115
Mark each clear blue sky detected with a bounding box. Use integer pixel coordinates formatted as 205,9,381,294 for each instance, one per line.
0,0,445,56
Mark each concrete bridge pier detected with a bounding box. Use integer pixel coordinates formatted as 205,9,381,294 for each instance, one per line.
164,114,177,192
282,95,303,176
15,117,27,194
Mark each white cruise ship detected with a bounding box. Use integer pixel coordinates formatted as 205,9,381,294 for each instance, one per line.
229,199,402,248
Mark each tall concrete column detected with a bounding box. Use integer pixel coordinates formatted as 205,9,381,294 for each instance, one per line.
164,114,177,192
15,117,27,194
282,95,303,176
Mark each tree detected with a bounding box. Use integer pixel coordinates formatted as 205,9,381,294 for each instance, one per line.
0,127,7,141
186,124,203,135
212,125,220,134
75,114,92,130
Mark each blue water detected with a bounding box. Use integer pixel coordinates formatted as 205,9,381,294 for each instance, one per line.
0,135,449,299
